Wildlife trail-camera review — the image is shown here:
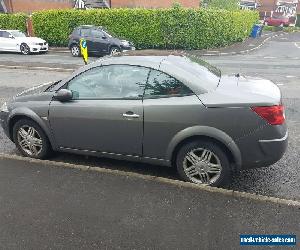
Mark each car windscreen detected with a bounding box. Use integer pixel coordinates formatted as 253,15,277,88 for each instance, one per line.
10,31,26,37
102,29,113,38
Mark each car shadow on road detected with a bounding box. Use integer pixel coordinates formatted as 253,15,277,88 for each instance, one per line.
50,152,180,181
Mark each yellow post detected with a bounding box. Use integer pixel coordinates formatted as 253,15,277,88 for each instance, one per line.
80,38,88,65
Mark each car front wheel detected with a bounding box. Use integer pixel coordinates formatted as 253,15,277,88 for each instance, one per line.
13,119,51,159
176,140,231,187
20,43,30,55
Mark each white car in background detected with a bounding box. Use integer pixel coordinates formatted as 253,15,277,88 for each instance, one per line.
0,30,48,55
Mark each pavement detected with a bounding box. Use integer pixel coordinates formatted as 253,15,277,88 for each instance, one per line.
0,155,299,249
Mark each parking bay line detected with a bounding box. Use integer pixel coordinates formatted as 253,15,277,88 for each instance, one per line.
0,153,299,207
294,42,300,49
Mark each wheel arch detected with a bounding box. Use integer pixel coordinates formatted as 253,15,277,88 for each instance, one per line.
8,109,55,149
69,42,79,48
167,126,242,170
109,45,121,52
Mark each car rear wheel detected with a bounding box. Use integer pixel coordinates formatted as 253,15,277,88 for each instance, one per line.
71,44,80,57
20,43,30,55
176,140,231,187
110,46,120,56
13,119,51,159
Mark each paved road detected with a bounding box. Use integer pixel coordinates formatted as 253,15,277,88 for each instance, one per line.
0,32,299,201
0,157,299,249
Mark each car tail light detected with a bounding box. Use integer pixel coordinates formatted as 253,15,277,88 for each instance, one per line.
251,105,285,125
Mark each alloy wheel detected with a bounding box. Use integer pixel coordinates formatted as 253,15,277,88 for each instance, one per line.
110,47,120,55
17,125,43,156
183,148,222,185
20,44,30,55
71,45,80,56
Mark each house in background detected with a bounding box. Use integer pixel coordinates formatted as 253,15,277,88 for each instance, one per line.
110,0,199,8
75,0,199,9
75,0,110,9
1,0,73,13
240,0,299,26
1,0,199,13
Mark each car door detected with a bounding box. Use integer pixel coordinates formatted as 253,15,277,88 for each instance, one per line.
142,69,201,160
0,31,15,51
49,64,149,156
0,31,4,50
90,29,110,54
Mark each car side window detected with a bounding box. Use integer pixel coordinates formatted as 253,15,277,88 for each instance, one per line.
1,31,10,38
80,29,91,37
67,65,149,99
144,69,193,98
91,29,103,38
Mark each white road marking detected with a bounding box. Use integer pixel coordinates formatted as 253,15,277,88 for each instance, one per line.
295,42,300,49
286,76,296,78
277,83,284,86
263,56,277,59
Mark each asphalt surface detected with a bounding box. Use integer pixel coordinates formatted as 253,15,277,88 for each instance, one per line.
0,157,299,249
0,32,299,201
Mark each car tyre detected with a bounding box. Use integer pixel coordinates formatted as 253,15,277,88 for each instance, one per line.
13,119,51,159
20,43,30,55
71,44,80,57
176,140,231,187
109,46,121,56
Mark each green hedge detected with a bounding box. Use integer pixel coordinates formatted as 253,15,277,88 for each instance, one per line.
0,13,28,32
32,8,258,49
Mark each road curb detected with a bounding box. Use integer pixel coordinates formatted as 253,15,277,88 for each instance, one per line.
201,32,286,56
0,153,299,207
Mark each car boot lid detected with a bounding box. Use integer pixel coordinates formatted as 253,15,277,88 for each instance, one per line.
199,74,281,108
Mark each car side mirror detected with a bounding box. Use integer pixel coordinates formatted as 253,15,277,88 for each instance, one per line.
9,35,15,39
102,36,107,39
54,89,73,102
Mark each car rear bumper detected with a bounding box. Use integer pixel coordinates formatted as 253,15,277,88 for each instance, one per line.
258,131,288,164
236,125,288,170
0,111,10,139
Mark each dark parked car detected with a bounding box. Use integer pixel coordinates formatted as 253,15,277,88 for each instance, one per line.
0,55,288,187
68,25,135,57
264,16,291,27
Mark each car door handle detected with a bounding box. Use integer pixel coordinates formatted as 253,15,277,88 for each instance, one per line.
122,113,140,119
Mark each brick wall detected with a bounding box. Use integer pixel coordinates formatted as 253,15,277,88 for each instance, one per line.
111,0,199,8
4,0,73,13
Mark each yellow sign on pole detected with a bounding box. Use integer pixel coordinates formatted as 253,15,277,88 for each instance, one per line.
80,38,88,65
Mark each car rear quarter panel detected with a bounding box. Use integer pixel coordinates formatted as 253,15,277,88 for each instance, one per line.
143,95,266,167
